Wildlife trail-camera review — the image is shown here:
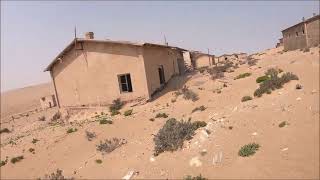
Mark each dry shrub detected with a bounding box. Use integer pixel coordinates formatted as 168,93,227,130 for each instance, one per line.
109,98,124,112
191,106,206,113
184,174,207,180
124,109,133,116
254,68,298,97
96,138,126,154
85,131,96,141
247,56,258,66
234,72,251,80
0,128,10,134
241,96,253,102
153,118,206,156
10,156,24,164
43,169,72,180
176,86,199,101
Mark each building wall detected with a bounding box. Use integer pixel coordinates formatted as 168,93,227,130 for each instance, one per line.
142,46,180,95
52,42,149,107
282,24,307,51
306,18,320,47
194,55,212,68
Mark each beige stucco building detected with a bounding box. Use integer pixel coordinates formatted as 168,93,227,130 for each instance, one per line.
282,14,319,51
190,51,215,69
45,32,185,108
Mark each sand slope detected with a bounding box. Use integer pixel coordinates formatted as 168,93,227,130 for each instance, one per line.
0,47,319,179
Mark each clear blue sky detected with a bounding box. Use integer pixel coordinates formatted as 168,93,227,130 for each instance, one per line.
1,1,319,92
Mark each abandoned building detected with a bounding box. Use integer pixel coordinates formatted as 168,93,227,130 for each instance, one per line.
189,51,215,69
282,14,320,51
276,38,284,48
217,53,247,63
40,95,57,110
45,32,186,108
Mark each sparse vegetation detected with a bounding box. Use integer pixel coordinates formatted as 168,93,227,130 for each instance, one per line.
32,138,39,144
247,57,258,66
52,111,61,121
155,112,168,118
0,128,10,134
254,68,299,97
184,174,207,180
228,126,233,130
238,143,260,157
153,118,207,156
66,128,77,134
234,72,251,80
43,169,72,180
279,121,289,128
1,158,8,167
10,156,24,164
110,110,120,116
256,75,270,83
95,159,102,164
96,138,126,154
241,96,253,102
124,109,133,116
99,119,113,124
109,98,124,112
85,131,96,141
192,106,206,113
149,118,155,122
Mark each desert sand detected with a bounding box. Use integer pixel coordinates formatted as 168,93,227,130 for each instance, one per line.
0,47,319,179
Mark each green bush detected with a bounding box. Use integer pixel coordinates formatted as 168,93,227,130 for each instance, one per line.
111,110,120,116
99,118,113,124
155,113,168,118
95,159,102,164
192,106,206,113
153,118,205,156
241,96,253,102
256,75,270,83
66,128,77,134
184,174,207,180
0,128,10,134
124,109,133,116
234,72,251,80
10,156,24,164
254,68,298,97
109,98,124,112
238,143,260,157
279,121,288,128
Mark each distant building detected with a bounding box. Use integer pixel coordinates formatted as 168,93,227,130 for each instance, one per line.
189,51,215,69
216,53,247,63
40,95,57,110
276,38,284,48
281,14,319,51
45,32,186,108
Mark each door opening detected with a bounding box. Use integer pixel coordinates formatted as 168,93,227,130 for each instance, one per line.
158,65,165,85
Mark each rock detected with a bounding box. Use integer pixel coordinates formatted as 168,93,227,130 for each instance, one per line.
281,147,288,151
200,149,207,156
149,157,155,162
252,132,258,136
122,170,135,180
311,89,317,94
295,84,303,90
296,97,302,101
278,92,283,95
189,156,202,167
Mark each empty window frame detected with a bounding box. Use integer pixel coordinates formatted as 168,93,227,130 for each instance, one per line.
118,74,133,93
296,32,299,37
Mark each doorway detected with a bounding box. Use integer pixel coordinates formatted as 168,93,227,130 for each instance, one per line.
158,65,165,85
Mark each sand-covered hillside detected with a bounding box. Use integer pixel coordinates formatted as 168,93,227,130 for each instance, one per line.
0,47,319,179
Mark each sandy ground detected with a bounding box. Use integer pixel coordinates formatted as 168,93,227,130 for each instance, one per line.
0,47,319,179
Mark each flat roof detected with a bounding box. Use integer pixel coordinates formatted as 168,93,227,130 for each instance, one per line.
281,14,319,32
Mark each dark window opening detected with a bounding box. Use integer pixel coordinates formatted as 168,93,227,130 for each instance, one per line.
296,32,298,37
158,65,165,85
302,29,305,34
118,74,133,93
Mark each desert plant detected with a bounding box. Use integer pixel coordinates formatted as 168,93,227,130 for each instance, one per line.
124,109,133,116
254,69,299,97
234,72,251,80
228,126,233,130
85,131,96,141
66,128,77,134
192,121,207,129
149,118,155,122
10,156,24,164
38,116,46,121
241,96,253,102
153,118,205,156
184,174,207,180
52,111,61,121
238,143,260,157
95,159,102,164
177,86,199,101
29,148,35,153
256,75,270,83
279,121,289,128
110,110,120,116
296,84,303,89
43,169,72,180
192,106,206,113
247,57,258,66
96,138,126,154
0,128,10,134
99,118,113,124
109,98,124,112
32,138,39,144
0,158,8,167
155,113,168,118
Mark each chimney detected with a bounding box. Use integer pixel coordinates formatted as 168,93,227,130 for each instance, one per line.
85,32,94,39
